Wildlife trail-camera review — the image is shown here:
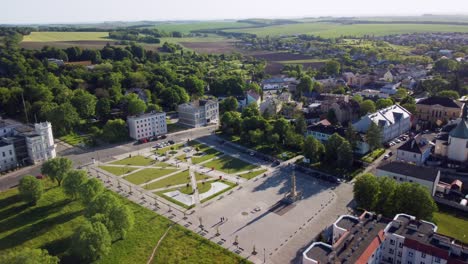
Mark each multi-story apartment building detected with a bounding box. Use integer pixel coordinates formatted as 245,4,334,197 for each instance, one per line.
127,112,167,140
416,97,464,128
303,212,468,264
177,100,219,128
0,119,56,171
353,104,412,143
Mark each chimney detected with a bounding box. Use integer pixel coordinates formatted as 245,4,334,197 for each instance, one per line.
411,139,415,149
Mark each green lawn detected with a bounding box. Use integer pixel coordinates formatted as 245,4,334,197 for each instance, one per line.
188,141,223,164
151,21,253,34
23,31,110,42
144,170,210,190
361,148,385,163
433,211,468,244
0,179,247,264
124,168,178,185
99,166,137,176
59,134,90,147
237,169,268,180
276,59,327,64
110,156,156,166
203,156,257,174
155,143,185,155
171,181,213,195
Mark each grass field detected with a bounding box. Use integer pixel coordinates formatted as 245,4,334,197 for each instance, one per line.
144,170,210,190
22,32,109,42
150,21,253,34
237,169,268,180
225,22,468,37
99,166,137,176
110,156,156,166
155,143,185,155
433,210,468,244
58,134,90,147
0,179,246,264
124,168,178,185
189,141,223,164
276,59,327,64
178,181,213,195
203,156,257,174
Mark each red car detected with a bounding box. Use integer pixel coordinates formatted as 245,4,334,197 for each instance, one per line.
35,174,44,180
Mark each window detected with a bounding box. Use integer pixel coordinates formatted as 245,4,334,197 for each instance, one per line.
435,257,440,263
9,150,12,155
389,248,394,254
421,253,425,258
398,251,402,257
408,252,413,257
390,239,395,245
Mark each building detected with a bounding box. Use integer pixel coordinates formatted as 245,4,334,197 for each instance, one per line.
303,212,468,264
380,83,400,95
396,136,433,165
434,105,468,163
245,90,261,106
260,97,282,116
177,100,219,128
329,100,360,124
305,123,370,154
376,161,440,196
416,97,464,128
342,72,357,86
355,89,390,99
353,105,412,143
0,119,56,171
127,112,167,140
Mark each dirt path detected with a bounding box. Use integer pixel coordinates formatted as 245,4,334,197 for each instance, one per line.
146,223,175,264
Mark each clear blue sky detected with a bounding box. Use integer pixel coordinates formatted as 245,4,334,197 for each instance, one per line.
3,0,468,24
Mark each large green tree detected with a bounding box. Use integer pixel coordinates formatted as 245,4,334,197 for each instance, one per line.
127,96,147,116
41,157,73,186
72,221,111,261
219,96,238,113
366,122,382,151
353,173,380,210
376,98,393,110
337,141,353,168
360,99,376,115
63,170,88,199
184,76,205,97
44,103,80,136
393,183,437,220
303,136,325,163
376,177,398,217
324,133,346,162
71,89,97,119
0,248,59,264
18,175,44,205
101,119,128,143
79,178,104,204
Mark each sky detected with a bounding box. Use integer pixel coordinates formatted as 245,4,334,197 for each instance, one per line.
2,0,468,24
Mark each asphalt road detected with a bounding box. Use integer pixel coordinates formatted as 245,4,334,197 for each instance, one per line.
0,125,217,192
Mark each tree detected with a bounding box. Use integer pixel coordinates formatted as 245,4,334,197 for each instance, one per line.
284,130,304,150
325,133,345,161
220,96,238,113
18,175,43,205
360,99,376,115
248,129,264,145
184,76,205,97
296,76,313,96
376,177,397,217
323,60,341,76
393,88,408,101
303,136,325,163
127,96,147,115
41,157,73,186
101,119,128,143
71,89,97,119
345,124,359,150
63,170,88,199
79,178,104,204
366,122,382,151
295,115,307,135
107,205,135,240
393,183,437,220
353,173,380,210
220,111,242,135
86,192,121,218
72,221,111,261
434,58,458,73
327,109,337,124
242,103,260,118
44,103,80,136
337,141,353,168
352,94,363,104
96,98,111,120
376,98,393,110
436,90,460,100
0,248,59,264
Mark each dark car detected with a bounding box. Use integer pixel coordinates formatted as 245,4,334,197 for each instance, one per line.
168,140,175,145
36,174,44,180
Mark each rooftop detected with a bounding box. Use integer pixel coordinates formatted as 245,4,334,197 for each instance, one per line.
417,96,463,108
377,161,439,182
307,123,346,137
449,120,468,139
336,216,359,231
397,136,433,154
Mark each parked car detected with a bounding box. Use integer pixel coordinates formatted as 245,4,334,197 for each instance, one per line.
395,139,401,143
383,154,389,160
36,174,44,180
168,140,175,145
388,151,393,156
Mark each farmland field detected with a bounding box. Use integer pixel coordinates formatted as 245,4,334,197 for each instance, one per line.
151,21,254,34
225,22,468,37
22,32,110,42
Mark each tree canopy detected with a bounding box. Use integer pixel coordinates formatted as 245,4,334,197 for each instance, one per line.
18,175,44,205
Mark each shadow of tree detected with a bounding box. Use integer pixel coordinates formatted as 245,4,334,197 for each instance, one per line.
0,194,22,209
0,210,82,251
0,203,29,221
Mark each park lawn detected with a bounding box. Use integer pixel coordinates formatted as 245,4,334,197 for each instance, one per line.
204,156,257,174
188,141,223,164
144,170,210,190
433,211,468,244
22,31,110,42
59,133,90,147
155,143,185,155
178,181,213,195
110,156,156,166
124,168,178,185
99,166,137,176
237,169,268,180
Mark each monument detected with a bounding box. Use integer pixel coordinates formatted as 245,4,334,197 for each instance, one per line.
283,165,302,204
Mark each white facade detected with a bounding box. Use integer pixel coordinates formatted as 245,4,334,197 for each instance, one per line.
353,104,411,143
376,167,440,196
127,112,167,140
178,100,219,128
25,122,56,164
0,142,17,172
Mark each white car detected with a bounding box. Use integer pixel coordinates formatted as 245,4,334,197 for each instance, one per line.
395,139,401,143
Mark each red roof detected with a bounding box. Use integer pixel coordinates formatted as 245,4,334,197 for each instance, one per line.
404,238,448,260
356,230,385,264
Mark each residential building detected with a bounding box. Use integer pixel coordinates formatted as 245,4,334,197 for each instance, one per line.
342,72,357,86
416,97,464,128
177,100,219,128
0,141,17,171
380,82,400,95
303,212,468,264
355,89,390,99
245,90,261,106
329,99,360,124
260,97,282,116
383,70,394,82
434,105,468,163
376,161,440,196
353,104,412,143
396,136,433,165
317,93,350,113
305,123,370,154
127,112,167,140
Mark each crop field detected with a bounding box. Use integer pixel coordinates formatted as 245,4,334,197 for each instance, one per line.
151,21,253,34
22,32,110,42
225,22,468,37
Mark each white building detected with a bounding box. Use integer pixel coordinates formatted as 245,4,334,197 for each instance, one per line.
434,105,468,163
127,112,167,140
353,104,412,143
396,136,433,165
178,100,219,128
0,141,17,172
376,161,440,196
24,122,57,164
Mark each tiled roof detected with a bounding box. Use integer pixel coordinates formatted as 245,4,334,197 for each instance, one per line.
398,137,432,154
417,97,463,108
377,162,439,182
